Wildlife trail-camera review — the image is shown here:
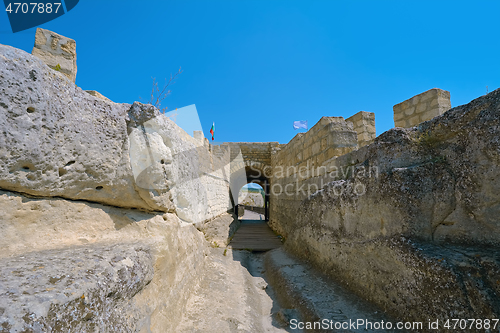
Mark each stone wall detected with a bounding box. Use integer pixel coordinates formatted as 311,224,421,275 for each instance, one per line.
172,126,232,221
269,117,358,236
0,43,231,224
31,28,77,82
0,43,234,331
199,143,232,221
346,111,376,147
224,141,280,173
222,142,280,208
276,89,500,324
393,88,451,128
0,190,208,332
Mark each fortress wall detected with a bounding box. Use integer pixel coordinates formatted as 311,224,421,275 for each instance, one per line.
173,126,232,222
346,111,376,147
198,143,232,221
393,88,451,128
31,27,77,82
278,89,500,324
224,142,280,169
269,117,359,236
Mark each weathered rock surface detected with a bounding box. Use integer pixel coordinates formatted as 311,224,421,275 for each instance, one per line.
177,248,287,333
197,212,240,247
0,44,229,221
0,243,154,332
274,88,500,325
85,90,112,102
31,28,77,82
264,248,396,332
0,189,209,332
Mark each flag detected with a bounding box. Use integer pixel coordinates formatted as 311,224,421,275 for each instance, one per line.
210,122,215,140
293,120,308,130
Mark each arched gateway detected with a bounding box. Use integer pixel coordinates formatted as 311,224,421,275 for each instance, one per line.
223,142,281,221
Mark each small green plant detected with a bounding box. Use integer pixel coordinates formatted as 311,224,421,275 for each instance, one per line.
53,64,61,71
223,249,227,256
211,241,219,248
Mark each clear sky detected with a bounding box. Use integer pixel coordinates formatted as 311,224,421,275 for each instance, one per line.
1,1,499,144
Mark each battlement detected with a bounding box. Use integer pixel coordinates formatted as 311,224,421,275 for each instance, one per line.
393,88,451,128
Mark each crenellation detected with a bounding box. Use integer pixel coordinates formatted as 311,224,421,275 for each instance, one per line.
393,88,451,128
346,111,376,147
31,28,77,82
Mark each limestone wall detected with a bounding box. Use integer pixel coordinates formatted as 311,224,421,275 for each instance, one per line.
200,143,232,221
393,88,451,128
0,42,233,332
224,141,280,172
346,111,376,147
277,89,500,324
269,117,358,236
223,142,280,203
0,190,208,332
0,43,231,224
171,125,232,222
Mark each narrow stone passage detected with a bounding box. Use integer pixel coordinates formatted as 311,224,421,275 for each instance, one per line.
178,211,399,332
177,211,291,332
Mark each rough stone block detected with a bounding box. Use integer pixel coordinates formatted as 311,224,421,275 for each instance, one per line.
393,111,404,121
326,147,336,159
31,28,77,82
408,115,420,126
393,88,451,128
321,137,327,150
85,90,111,102
417,103,428,113
358,132,369,142
346,111,376,148
1,44,232,222
421,109,440,122
404,106,416,116
312,142,320,155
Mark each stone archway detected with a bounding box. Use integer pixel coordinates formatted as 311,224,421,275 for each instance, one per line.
244,164,270,220
225,142,278,221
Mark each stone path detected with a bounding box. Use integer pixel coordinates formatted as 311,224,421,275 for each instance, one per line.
264,248,402,333
176,248,290,332
178,211,397,332
228,211,283,251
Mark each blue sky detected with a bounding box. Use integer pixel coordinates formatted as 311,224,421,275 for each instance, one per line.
1,1,499,144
